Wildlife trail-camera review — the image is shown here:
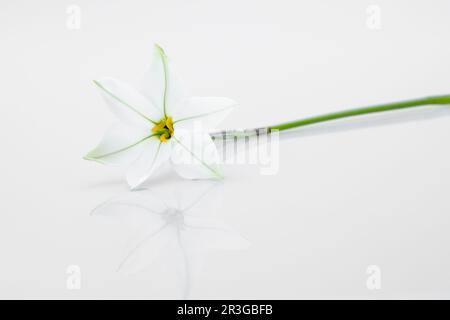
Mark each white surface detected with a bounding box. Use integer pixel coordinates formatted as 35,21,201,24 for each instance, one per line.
2,0,450,299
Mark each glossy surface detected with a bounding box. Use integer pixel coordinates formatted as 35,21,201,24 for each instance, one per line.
2,0,450,299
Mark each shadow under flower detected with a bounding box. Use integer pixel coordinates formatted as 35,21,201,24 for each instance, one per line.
91,181,250,298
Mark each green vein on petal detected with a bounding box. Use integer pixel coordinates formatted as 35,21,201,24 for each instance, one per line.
84,134,156,164
173,136,223,179
93,80,157,124
173,104,237,124
154,44,169,118
131,141,163,189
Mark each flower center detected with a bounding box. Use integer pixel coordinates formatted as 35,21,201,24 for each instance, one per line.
151,116,174,142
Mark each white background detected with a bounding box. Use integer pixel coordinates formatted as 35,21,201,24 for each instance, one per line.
2,0,450,299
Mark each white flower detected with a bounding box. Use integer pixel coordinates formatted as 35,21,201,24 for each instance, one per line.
84,44,237,189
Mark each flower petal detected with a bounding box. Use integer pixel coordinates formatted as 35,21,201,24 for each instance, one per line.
84,123,152,166
94,77,161,126
140,44,187,117
171,132,223,180
126,139,172,189
172,97,237,131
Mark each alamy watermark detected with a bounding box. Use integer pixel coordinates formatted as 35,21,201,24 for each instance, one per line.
66,5,81,30
366,265,381,290
66,265,81,290
171,122,280,176
366,5,382,30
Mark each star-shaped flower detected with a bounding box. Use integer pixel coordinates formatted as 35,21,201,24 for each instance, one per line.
84,44,237,189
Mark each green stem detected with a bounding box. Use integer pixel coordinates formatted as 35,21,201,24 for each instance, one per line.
269,94,450,132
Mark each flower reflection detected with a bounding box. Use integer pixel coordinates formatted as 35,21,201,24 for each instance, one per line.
91,181,250,298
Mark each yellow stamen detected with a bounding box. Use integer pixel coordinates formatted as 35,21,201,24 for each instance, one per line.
159,133,169,142
165,116,174,134
151,121,165,133
151,116,175,143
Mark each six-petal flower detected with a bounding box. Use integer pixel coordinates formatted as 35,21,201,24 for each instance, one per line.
84,44,237,189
